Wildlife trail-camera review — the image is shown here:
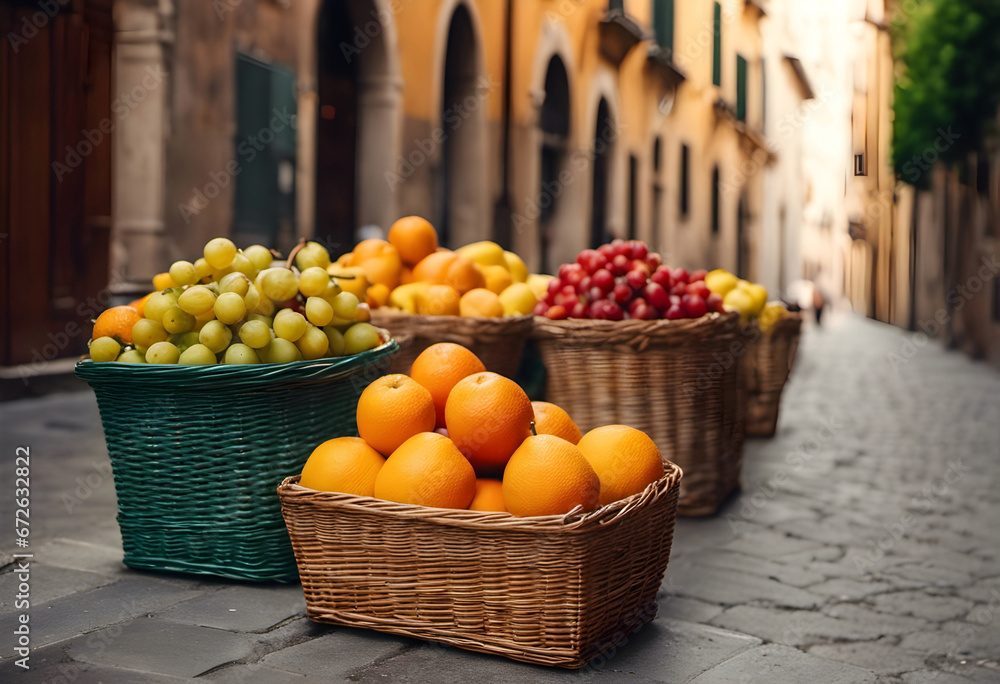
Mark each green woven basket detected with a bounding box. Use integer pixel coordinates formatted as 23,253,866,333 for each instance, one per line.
75,340,398,582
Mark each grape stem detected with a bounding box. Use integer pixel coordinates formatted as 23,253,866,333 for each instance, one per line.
285,237,307,270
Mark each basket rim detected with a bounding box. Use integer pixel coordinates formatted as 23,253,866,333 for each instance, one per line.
278,459,682,533
370,309,533,330
75,338,398,387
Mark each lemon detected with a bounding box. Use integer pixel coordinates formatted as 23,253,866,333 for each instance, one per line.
481,264,514,294
723,288,755,322
459,288,504,318
499,283,537,316
742,283,768,317
705,269,739,297
327,265,369,299
388,282,431,314
503,251,529,282
456,241,507,268
527,274,555,300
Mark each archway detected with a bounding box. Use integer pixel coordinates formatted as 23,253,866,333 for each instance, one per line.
315,0,399,251
437,4,484,248
538,56,570,273
590,98,614,248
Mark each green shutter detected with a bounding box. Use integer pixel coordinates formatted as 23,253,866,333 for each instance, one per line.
654,0,674,52
737,54,747,121
713,2,721,87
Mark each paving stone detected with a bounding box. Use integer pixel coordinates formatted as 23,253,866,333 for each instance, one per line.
807,641,929,674
0,662,191,683
667,562,824,609
658,595,725,623
0,563,113,612
29,537,129,577
206,665,307,683
898,630,959,656
587,618,760,682
822,603,930,635
158,584,306,632
902,671,987,684
719,528,826,559
710,605,890,646
66,618,255,677
0,576,203,649
872,591,975,622
685,549,826,588
263,626,412,678
687,643,879,683
809,578,895,601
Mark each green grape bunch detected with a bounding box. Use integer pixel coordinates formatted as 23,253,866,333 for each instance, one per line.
88,237,386,365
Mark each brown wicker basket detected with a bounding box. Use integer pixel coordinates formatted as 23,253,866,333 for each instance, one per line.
532,313,742,517
369,309,532,378
744,313,803,437
278,460,682,669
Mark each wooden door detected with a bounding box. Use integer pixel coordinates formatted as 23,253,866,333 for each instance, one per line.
0,0,112,366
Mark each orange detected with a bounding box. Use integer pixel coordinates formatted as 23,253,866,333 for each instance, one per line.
152,272,176,290
373,432,477,508
352,238,394,264
459,288,504,318
400,266,415,285
300,436,385,496
469,478,506,512
445,371,533,476
388,216,439,267
92,305,142,344
366,283,391,309
531,402,582,444
359,250,402,290
409,343,487,427
415,284,460,316
356,374,437,456
412,252,486,294
128,292,154,317
502,435,600,517
577,425,665,506
481,264,513,295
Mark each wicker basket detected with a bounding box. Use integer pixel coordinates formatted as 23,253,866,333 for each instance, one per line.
532,313,742,516
278,460,681,668
74,339,398,582
369,309,532,378
744,314,803,437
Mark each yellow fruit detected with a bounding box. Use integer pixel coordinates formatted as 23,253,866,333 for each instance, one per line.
576,425,664,506
498,283,537,316
152,272,176,291
459,288,504,318
389,282,432,314
327,266,369,299
481,264,514,295
300,437,386,496
705,269,739,297
504,251,529,283
366,283,391,309
456,241,507,268
723,287,755,322
387,216,439,267
527,274,555,300
742,283,768,317
415,284,461,316
469,478,506,512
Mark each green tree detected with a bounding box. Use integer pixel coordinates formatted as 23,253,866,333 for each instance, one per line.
893,0,1000,186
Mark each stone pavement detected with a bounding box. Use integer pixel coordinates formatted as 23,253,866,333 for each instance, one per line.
1,313,998,683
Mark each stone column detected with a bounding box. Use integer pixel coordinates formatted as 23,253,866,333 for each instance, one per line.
111,0,172,293
355,73,403,233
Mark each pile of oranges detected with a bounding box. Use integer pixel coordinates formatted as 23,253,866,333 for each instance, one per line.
299,343,665,517
327,216,552,320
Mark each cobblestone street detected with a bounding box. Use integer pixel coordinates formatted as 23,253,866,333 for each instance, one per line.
1,313,999,683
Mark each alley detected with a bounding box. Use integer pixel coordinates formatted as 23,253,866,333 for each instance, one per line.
1,313,999,683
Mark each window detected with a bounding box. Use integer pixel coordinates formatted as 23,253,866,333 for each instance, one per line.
712,2,722,87
628,155,638,240
651,137,663,251
680,144,690,217
711,166,720,234
653,0,674,52
234,53,297,247
609,0,624,12
736,55,747,122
